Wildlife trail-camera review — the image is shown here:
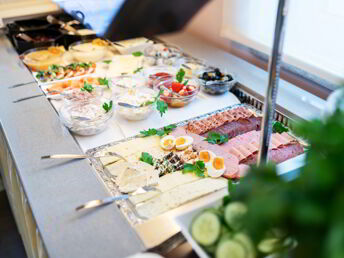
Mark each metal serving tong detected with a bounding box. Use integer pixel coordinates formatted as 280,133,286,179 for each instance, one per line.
41,152,127,161
75,185,157,211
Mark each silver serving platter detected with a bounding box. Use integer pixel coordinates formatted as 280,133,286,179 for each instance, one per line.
86,101,305,250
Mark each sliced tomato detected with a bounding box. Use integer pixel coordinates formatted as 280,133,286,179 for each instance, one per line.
171,82,183,93
154,72,170,77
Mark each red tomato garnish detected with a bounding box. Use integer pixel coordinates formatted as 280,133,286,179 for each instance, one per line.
154,72,170,77
171,82,183,93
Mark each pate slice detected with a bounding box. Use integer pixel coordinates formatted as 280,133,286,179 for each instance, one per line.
116,161,159,193
136,178,227,218
100,136,161,165
129,171,200,205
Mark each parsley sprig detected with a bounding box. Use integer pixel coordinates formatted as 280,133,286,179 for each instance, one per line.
183,161,206,178
272,121,289,133
139,152,154,165
102,100,113,113
140,124,177,137
103,60,112,64
81,82,94,93
204,132,229,145
176,68,185,83
140,90,168,117
132,51,143,57
98,77,110,88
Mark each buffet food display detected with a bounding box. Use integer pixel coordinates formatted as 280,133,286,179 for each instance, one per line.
11,22,306,252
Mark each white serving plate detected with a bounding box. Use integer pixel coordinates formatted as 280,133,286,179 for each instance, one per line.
113,37,154,55
175,200,221,258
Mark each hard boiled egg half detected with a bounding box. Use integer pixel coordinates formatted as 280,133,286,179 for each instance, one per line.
160,135,176,150
199,150,216,165
175,136,193,150
206,156,226,178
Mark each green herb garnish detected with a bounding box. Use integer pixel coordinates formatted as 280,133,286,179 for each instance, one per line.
79,62,92,69
204,132,229,145
139,152,154,165
183,79,189,86
272,121,289,133
49,64,61,71
102,100,113,113
98,77,110,88
80,82,94,93
103,60,112,64
183,161,206,177
66,63,78,70
156,99,168,117
132,51,143,57
140,124,177,137
139,89,168,116
133,66,143,74
36,71,45,79
176,68,186,83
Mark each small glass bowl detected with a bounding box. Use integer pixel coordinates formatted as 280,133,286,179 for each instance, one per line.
181,57,208,77
59,97,113,136
141,66,178,88
143,43,184,66
21,46,65,71
69,39,109,63
153,76,201,108
115,87,157,121
197,69,237,95
110,75,148,98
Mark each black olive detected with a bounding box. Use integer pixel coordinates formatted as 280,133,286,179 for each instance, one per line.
227,75,233,81
215,70,222,77
214,68,220,73
202,73,209,80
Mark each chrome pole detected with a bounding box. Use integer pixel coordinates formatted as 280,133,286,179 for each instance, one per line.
257,0,290,165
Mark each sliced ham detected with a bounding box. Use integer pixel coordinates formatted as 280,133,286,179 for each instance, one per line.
185,107,261,137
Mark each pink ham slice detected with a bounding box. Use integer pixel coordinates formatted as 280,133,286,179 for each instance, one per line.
217,130,304,165
201,117,261,139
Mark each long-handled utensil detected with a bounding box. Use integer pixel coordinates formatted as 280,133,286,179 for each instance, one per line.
41,152,127,161
75,185,158,211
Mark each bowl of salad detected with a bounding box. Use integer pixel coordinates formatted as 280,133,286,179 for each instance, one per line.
143,43,184,66
153,68,200,108
198,68,236,95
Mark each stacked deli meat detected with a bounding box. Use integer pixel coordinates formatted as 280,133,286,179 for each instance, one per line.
173,107,304,179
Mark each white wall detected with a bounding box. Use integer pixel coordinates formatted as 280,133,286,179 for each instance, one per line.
185,0,233,52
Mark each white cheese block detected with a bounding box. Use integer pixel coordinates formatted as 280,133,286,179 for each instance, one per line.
116,161,159,193
136,177,227,218
100,136,161,165
129,171,200,205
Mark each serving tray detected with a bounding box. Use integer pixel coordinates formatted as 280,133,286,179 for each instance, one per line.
85,101,305,251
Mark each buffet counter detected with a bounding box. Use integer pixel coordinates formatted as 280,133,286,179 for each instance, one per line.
0,30,325,258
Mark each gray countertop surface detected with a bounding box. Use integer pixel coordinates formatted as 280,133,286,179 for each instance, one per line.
0,33,144,258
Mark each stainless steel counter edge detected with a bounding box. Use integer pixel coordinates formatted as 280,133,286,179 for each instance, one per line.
0,35,144,258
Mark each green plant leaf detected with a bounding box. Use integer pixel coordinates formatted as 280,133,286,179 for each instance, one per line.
176,68,185,83
132,51,143,57
139,152,154,165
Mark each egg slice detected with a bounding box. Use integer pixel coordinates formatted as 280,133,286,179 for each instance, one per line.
207,156,226,178
175,136,193,150
199,150,216,165
160,135,176,150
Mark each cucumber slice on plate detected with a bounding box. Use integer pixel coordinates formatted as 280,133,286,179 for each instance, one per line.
216,239,247,258
258,238,282,253
234,233,256,258
191,211,221,246
224,202,248,231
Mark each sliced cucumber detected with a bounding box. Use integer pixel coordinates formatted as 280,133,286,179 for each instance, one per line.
258,238,282,253
216,239,247,258
234,233,256,258
191,211,221,246
224,202,248,231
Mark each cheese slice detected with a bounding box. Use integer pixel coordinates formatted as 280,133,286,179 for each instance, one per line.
100,136,161,166
136,178,227,218
116,161,159,193
129,171,200,205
